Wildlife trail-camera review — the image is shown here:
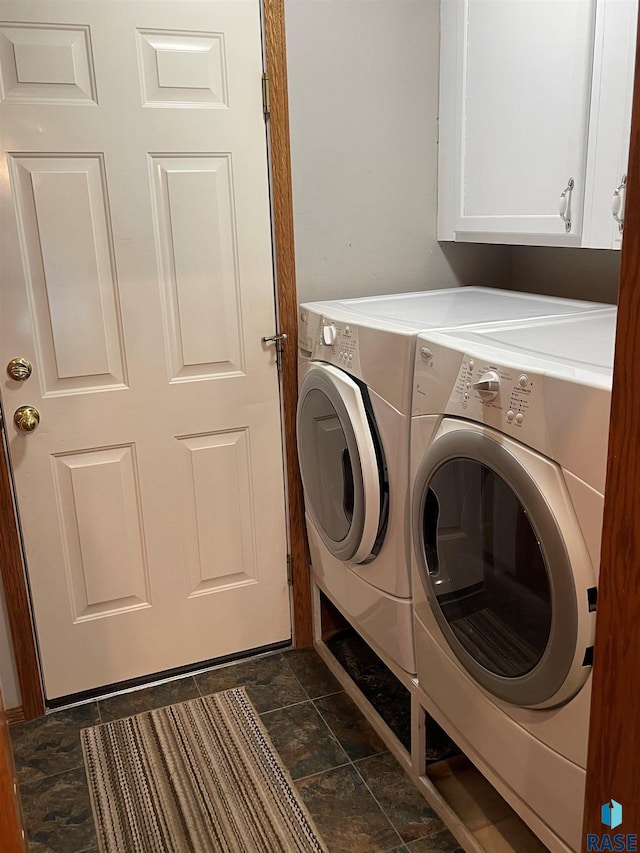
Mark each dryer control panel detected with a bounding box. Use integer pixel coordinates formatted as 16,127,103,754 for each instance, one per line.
414,339,551,456
311,318,363,377
448,354,552,457
451,355,543,431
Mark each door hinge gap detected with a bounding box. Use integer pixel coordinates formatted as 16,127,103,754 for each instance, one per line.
262,72,271,117
286,554,293,586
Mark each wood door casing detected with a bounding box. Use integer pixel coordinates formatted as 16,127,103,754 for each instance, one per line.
263,0,312,649
0,678,25,852
0,434,42,719
582,7,640,841
0,0,310,716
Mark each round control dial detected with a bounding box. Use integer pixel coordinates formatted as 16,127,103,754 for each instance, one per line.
472,370,500,402
322,323,337,346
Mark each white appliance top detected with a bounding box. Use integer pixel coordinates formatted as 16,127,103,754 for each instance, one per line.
300,286,607,334
298,288,611,415
418,308,617,385
412,308,618,492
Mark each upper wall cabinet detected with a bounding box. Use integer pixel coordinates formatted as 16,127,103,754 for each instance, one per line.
438,0,638,249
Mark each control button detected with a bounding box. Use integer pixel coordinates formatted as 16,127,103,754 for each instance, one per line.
464,393,469,400
468,360,475,369
518,374,529,387
345,325,351,335
515,412,524,424
420,346,433,360
506,410,515,422
348,353,353,361
300,312,307,323
339,351,344,359
322,323,337,346
466,382,471,390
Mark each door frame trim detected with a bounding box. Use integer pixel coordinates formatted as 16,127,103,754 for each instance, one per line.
0,679,26,852
263,0,313,649
0,436,43,719
0,0,311,720
582,9,640,839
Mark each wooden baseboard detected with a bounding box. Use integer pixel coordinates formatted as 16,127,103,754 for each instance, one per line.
5,708,24,726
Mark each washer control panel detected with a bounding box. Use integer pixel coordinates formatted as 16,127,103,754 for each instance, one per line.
312,318,362,376
450,355,542,432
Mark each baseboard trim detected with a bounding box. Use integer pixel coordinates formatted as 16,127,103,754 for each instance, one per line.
6,706,24,726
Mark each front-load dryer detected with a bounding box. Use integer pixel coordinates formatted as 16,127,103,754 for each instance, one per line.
409,309,617,851
295,287,607,676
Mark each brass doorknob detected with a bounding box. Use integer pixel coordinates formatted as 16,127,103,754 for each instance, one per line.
14,406,40,433
7,358,32,381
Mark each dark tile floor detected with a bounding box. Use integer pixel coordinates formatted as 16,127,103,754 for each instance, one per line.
10,648,464,853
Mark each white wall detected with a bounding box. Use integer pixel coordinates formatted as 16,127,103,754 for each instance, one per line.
285,0,512,305
285,1,620,309
509,246,620,305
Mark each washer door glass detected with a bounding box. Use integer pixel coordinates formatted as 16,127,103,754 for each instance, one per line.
424,459,551,678
413,427,581,707
297,365,383,563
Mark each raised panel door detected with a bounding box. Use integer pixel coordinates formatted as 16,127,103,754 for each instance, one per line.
0,0,290,699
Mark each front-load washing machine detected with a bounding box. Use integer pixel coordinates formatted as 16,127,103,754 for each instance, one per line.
295,287,607,677
409,308,617,851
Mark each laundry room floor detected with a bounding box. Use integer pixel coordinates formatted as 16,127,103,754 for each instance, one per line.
9,648,466,853
318,628,550,853
8,647,551,853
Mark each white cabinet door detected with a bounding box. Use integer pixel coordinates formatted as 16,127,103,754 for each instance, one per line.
439,0,597,245
583,0,638,249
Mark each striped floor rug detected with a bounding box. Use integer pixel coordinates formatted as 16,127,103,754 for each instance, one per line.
81,687,326,853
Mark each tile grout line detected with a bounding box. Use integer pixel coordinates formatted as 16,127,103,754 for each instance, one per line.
350,748,450,848
292,756,405,852
193,653,308,709
304,696,410,850
292,760,355,785
18,763,88,790
303,652,462,851
97,676,201,715
303,663,430,846
278,655,408,848
348,758,418,850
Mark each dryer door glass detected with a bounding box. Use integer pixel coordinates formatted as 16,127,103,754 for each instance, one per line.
297,366,385,563
423,459,551,678
299,387,358,544
413,425,584,707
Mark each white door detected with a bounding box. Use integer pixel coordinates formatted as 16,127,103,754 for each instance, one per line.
438,0,596,244
0,0,291,700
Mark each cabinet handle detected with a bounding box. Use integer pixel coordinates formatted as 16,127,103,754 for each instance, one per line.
559,178,574,233
612,174,627,233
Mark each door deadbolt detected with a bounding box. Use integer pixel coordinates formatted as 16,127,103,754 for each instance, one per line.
7,358,32,381
14,406,40,433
